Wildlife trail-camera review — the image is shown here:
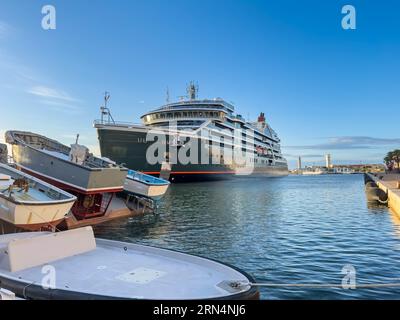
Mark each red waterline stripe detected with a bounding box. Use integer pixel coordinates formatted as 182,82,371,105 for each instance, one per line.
143,171,235,175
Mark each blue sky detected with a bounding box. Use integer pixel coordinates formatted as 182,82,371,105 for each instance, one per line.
0,0,399,168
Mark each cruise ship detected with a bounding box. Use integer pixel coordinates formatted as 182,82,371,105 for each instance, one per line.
94,84,288,182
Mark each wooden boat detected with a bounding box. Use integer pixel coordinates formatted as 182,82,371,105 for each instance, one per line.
0,163,76,231
124,170,170,201
5,131,127,220
0,227,259,300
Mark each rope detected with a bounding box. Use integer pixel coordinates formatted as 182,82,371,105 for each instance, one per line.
248,282,400,288
22,282,36,299
226,279,400,290
24,204,64,233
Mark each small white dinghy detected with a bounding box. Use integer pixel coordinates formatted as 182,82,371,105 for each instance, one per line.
0,227,259,300
0,164,76,231
124,170,170,201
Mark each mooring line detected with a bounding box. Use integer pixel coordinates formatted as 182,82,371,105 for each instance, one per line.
247,282,400,289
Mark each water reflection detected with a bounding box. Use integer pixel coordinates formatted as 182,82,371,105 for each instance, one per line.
94,175,400,299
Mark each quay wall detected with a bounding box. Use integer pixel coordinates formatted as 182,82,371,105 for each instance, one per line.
365,173,400,216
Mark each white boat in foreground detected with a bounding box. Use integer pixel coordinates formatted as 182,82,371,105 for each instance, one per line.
0,227,259,300
0,164,76,231
124,170,170,201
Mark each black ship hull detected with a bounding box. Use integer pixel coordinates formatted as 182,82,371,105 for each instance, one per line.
97,127,288,182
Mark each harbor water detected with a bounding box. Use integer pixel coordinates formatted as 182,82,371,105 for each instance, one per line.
94,174,400,299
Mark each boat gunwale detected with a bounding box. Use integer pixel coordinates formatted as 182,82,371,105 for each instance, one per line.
0,163,77,206
0,237,259,300
7,131,128,173
126,173,170,187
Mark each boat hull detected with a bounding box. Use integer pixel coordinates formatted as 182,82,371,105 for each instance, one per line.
124,177,169,200
96,126,288,182
0,199,73,230
11,144,126,194
0,232,260,300
0,163,76,231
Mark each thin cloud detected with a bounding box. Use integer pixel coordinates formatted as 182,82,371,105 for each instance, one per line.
39,99,81,114
284,136,400,150
0,21,12,39
0,51,38,83
28,86,79,102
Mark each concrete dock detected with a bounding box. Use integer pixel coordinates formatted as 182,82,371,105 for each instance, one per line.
365,173,400,216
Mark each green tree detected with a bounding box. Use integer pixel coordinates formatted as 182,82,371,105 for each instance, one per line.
384,151,393,166
385,150,400,171
392,150,400,169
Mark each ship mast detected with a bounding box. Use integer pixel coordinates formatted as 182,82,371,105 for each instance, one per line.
187,82,199,100
100,91,115,124
166,87,170,103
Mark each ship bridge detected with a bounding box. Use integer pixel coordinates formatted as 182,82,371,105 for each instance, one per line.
140,99,235,128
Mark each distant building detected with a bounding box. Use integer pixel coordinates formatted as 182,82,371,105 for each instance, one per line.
325,154,332,168
334,164,385,173
297,156,302,170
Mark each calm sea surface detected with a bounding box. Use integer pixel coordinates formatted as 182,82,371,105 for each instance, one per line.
94,174,400,299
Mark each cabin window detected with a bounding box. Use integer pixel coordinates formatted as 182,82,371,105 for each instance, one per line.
183,112,188,117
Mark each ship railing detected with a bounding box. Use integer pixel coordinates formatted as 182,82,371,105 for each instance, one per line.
93,119,143,128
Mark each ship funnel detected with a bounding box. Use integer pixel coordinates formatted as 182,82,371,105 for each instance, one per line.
258,112,266,123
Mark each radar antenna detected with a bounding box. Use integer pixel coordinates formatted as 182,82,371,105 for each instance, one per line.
187,81,199,100
166,87,170,103
100,91,115,124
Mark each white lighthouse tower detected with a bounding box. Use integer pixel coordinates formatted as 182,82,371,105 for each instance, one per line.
325,154,332,169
